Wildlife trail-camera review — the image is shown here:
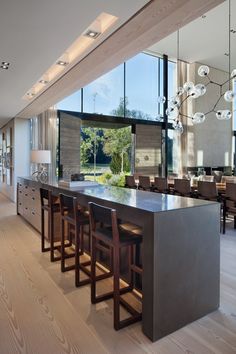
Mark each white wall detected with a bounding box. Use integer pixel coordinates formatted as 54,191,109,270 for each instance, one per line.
0,118,30,202
14,118,30,201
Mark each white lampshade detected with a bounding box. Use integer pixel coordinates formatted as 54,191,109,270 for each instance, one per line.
31,150,51,164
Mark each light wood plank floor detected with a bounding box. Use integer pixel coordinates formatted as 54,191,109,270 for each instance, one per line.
0,193,236,354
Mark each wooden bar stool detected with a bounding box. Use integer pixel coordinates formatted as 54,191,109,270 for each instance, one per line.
89,202,142,330
40,188,62,262
59,193,91,287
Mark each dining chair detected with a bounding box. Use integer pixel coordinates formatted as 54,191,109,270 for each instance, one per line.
173,178,191,197
152,177,168,194
222,182,236,234
125,175,137,189
138,176,151,191
197,181,219,201
199,175,214,182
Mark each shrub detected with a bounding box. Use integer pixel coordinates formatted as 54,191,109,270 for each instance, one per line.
96,173,126,187
110,153,122,174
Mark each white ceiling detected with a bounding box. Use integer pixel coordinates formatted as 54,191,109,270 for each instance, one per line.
0,0,149,127
148,0,236,72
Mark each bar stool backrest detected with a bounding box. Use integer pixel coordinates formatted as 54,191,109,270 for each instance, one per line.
125,175,136,188
226,182,236,201
59,193,77,222
40,188,52,208
174,179,191,195
89,202,119,241
154,177,167,192
198,181,217,198
139,176,150,189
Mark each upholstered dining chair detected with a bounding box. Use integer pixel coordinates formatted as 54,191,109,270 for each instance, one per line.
138,176,151,191
222,182,236,234
152,177,168,194
125,175,137,189
173,178,191,197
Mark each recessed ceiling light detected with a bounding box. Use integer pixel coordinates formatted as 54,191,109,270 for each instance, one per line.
26,92,35,97
39,79,48,84
23,13,118,101
84,29,101,39
56,60,68,66
1,61,10,69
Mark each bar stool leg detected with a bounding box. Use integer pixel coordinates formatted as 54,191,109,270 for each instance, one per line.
41,208,45,252
91,236,97,304
128,245,134,289
75,225,80,287
113,246,120,330
50,210,54,262
61,219,66,272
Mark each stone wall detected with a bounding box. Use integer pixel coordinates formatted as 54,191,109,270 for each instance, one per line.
60,112,81,179
134,124,162,176
187,63,232,168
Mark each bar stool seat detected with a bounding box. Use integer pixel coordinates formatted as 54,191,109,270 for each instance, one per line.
89,202,143,331
95,226,142,246
119,222,142,236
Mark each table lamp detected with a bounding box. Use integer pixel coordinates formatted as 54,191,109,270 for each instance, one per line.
31,150,51,182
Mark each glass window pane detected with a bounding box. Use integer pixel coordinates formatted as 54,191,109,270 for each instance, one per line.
125,53,158,120
83,64,124,116
233,80,236,130
56,90,81,112
168,61,177,99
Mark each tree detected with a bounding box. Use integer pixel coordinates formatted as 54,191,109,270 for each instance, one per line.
103,126,131,174
81,127,103,178
111,97,151,120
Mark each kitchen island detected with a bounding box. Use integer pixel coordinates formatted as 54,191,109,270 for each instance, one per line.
17,177,220,342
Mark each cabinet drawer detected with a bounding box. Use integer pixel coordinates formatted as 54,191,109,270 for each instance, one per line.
18,201,24,215
28,210,41,232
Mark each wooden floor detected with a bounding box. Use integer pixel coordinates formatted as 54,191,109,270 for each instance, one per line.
0,193,236,354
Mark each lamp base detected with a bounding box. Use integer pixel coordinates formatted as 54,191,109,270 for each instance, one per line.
32,165,48,183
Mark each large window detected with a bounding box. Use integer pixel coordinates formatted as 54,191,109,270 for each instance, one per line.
56,52,177,123
83,64,124,116
125,53,159,120
57,90,81,112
